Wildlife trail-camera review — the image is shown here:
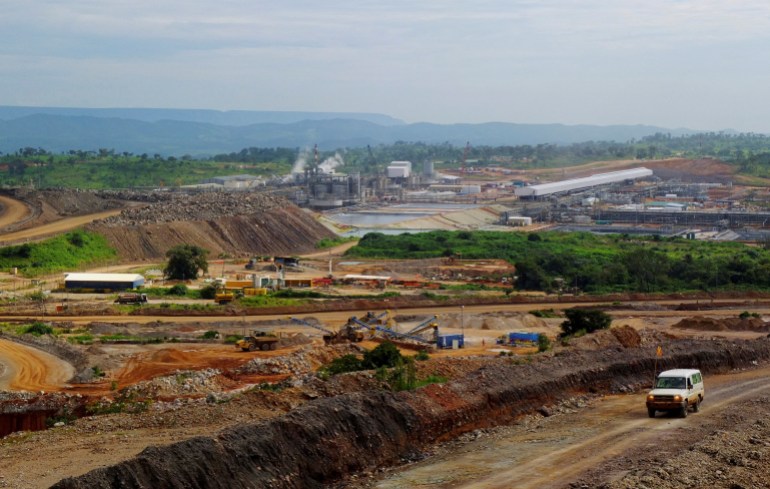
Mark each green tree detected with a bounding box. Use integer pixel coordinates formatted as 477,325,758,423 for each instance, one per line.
164,244,209,280
362,341,404,369
560,308,612,336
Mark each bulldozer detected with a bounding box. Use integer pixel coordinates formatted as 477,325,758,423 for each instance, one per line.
236,331,280,352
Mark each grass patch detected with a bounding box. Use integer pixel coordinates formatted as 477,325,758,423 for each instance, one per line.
0,230,116,276
415,375,448,389
315,236,358,249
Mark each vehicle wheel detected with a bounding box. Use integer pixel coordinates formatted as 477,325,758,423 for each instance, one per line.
647,408,656,418
679,403,688,418
248,343,256,352
261,343,271,351
692,398,700,413
270,343,278,350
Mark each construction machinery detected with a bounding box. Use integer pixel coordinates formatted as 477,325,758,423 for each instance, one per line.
404,315,440,343
346,315,434,347
236,331,280,352
403,315,464,349
289,316,364,344
214,290,235,305
358,312,464,350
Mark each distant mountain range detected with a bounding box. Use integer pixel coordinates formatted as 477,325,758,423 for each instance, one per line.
0,106,703,156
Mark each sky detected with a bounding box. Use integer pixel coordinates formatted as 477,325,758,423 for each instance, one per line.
2,1,770,132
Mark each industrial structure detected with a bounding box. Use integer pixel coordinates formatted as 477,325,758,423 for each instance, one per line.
514,167,653,198
64,273,145,291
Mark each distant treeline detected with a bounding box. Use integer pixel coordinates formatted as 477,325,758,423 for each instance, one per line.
346,230,770,294
4,132,770,188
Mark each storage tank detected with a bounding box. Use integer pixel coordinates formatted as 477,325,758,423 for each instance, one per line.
423,161,435,177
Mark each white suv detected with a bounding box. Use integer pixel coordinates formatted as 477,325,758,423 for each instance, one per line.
646,369,704,418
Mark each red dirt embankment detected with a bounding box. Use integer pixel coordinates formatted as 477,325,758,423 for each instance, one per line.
673,316,770,332
52,337,770,489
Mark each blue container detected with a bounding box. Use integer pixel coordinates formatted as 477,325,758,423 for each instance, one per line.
437,334,464,349
508,332,540,344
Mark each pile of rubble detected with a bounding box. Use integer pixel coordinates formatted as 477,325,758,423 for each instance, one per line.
97,192,286,226
121,368,240,398
236,344,361,377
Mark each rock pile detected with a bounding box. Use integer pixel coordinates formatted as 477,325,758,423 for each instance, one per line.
86,190,334,259
236,344,360,377
97,192,285,226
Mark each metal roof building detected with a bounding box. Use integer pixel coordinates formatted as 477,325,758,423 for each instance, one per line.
514,167,653,198
64,273,145,291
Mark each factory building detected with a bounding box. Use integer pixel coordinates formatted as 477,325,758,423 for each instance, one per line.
64,273,145,291
387,161,412,178
514,167,653,198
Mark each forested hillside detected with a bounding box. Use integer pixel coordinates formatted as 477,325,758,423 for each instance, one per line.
4,132,770,188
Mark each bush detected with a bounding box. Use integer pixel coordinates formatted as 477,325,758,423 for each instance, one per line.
322,354,364,375
415,350,430,361
167,284,188,296
199,285,217,299
223,334,242,344
363,342,404,369
560,308,612,336
537,333,552,352
201,330,219,340
23,321,53,336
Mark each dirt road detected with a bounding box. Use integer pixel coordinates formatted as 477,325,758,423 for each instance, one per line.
371,365,770,489
0,339,74,391
0,195,32,230
0,209,122,244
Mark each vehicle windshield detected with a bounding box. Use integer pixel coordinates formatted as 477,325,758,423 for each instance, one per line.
655,377,686,389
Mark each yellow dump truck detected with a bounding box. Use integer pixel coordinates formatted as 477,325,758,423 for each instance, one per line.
236,331,280,352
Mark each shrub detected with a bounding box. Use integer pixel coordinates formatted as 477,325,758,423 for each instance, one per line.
198,285,217,299
200,330,219,340
537,333,552,352
23,321,53,336
322,354,364,375
167,283,188,296
362,341,404,369
415,350,430,361
223,334,242,344
560,308,612,336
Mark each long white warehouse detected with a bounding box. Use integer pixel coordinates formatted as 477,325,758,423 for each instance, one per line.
514,167,653,198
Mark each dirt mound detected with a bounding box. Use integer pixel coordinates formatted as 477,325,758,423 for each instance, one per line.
673,316,770,332
89,200,334,260
645,158,735,183
611,325,642,348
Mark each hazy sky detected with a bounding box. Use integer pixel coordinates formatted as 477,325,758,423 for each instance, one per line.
3,1,770,132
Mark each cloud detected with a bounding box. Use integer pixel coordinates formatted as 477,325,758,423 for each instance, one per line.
3,1,770,131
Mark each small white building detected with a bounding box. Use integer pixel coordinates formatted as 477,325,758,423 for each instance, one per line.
64,273,145,291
